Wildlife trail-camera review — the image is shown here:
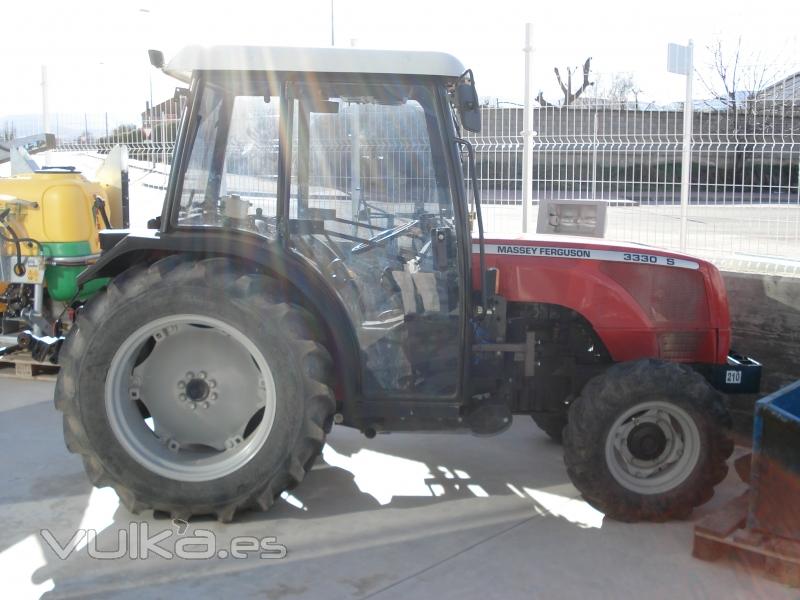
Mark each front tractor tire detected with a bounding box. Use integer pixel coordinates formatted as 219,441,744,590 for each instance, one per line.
563,360,733,522
55,256,335,522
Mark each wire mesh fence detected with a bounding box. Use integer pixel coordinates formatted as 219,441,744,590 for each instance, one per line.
2,68,799,273
1,102,182,164
464,70,800,270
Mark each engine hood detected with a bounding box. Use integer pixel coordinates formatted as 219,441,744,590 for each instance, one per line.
469,232,731,365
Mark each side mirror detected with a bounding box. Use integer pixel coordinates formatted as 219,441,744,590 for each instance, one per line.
148,49,165,69
456,70,481,133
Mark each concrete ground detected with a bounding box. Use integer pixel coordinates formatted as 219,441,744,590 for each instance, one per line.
0,378,793,600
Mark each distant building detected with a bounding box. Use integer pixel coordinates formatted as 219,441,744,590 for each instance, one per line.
754,72,800,107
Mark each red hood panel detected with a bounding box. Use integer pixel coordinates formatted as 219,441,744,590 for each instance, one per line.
470,235,730,365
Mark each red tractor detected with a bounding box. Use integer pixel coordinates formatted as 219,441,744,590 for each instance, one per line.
56,46,760,522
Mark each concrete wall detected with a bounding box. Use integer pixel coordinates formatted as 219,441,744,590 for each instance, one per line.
475,106,800,142
722,271,800,432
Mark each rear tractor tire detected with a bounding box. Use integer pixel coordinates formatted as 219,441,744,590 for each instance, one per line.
563,359,733,522
55,256,335,522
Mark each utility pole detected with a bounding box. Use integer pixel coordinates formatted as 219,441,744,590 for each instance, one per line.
330,0,335,46
679,40,694,251
350,36,360,229
41,65,49,134
521,23,534,233
667,40,694,251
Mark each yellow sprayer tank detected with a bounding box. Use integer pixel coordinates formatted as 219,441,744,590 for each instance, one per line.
0,170,118,302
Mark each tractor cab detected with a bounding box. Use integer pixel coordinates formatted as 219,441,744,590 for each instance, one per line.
93,46,490,428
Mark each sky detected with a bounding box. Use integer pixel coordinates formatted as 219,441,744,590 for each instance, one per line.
2,0,799,120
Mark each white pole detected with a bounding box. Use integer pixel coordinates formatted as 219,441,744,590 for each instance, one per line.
592,112,599,200
679,40,694,251
41,65,49,134
521,23,534,233
350,37,360,227
150,75,156,170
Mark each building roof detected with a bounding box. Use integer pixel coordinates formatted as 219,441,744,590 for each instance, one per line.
755,71,800,103
164,46,466,81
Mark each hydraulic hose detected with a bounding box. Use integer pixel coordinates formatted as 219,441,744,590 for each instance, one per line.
93,196,112,229
0,209,45,275
0,209,23,275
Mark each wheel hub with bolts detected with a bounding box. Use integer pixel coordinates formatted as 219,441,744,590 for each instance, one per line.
178,371,218,409
626,421,668,461
604,400,700,495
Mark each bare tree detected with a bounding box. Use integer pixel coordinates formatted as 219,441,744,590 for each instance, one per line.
698,37,779,110
696,37,791,188
603,73,643,109
536,57,594,107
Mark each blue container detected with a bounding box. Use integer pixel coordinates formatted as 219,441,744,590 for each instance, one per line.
747,380,800,541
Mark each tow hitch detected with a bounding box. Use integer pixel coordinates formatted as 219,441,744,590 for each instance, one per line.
0,330,64,363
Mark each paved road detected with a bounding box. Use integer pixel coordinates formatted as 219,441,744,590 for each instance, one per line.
0,378,791,599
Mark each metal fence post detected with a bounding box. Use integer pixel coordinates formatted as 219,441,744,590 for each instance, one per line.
41,65,49,135
592,112,599,200
521,23,534,233
679,40,694,251
351,104,361,227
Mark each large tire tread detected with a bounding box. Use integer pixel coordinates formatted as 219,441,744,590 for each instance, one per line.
563,359,733,522
55,255,335,522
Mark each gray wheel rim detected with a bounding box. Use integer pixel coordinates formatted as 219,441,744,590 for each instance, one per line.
604,400,701,495
105,314,277,482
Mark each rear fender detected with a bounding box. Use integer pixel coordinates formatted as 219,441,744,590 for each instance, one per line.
77,230,361,416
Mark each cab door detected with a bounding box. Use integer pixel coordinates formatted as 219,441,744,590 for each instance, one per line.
287,79,466,399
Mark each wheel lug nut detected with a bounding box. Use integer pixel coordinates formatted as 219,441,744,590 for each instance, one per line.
209,380,216,389
210,393,218,401
179,394,187,401
178,382,186,389
189,403,197,410
198,371,207,379
202,401,210,409
186,372,195,379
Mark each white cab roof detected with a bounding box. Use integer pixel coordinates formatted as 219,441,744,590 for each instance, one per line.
164,46,466,81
